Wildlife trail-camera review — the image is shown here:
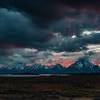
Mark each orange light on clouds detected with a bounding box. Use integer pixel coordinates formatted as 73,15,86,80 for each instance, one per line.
43,59,74,67
60,60,75,68
91,59,100,67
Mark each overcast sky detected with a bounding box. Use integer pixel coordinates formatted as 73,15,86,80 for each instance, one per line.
0,0,99,66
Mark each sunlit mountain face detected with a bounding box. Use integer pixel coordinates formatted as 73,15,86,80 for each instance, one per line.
0,0,99,74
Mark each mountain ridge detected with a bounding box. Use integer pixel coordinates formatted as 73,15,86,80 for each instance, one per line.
0,58,99,74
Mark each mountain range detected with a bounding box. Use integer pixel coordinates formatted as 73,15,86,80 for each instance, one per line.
0,58,100,74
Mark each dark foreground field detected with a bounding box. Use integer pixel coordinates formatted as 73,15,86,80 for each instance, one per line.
0,75,100,100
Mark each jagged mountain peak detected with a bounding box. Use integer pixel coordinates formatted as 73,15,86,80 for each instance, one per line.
67,58,100,73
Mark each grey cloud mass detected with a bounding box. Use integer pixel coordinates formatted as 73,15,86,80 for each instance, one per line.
0,0,99,53
0,8,52,48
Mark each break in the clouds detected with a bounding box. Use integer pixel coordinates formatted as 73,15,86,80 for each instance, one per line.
0,0,99,52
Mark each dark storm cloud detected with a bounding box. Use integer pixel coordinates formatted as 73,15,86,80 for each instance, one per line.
0,8,53,48
0,0,65,27
46,32,100,52
0,0,100,27
0,8,100,52
0,0,99,52
45,33,86,52
51,8,100,35
83,33,100,44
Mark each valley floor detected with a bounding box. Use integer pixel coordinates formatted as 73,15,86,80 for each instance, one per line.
0,75,100,100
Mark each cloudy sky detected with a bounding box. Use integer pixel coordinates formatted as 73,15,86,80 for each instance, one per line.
0,0,99,67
